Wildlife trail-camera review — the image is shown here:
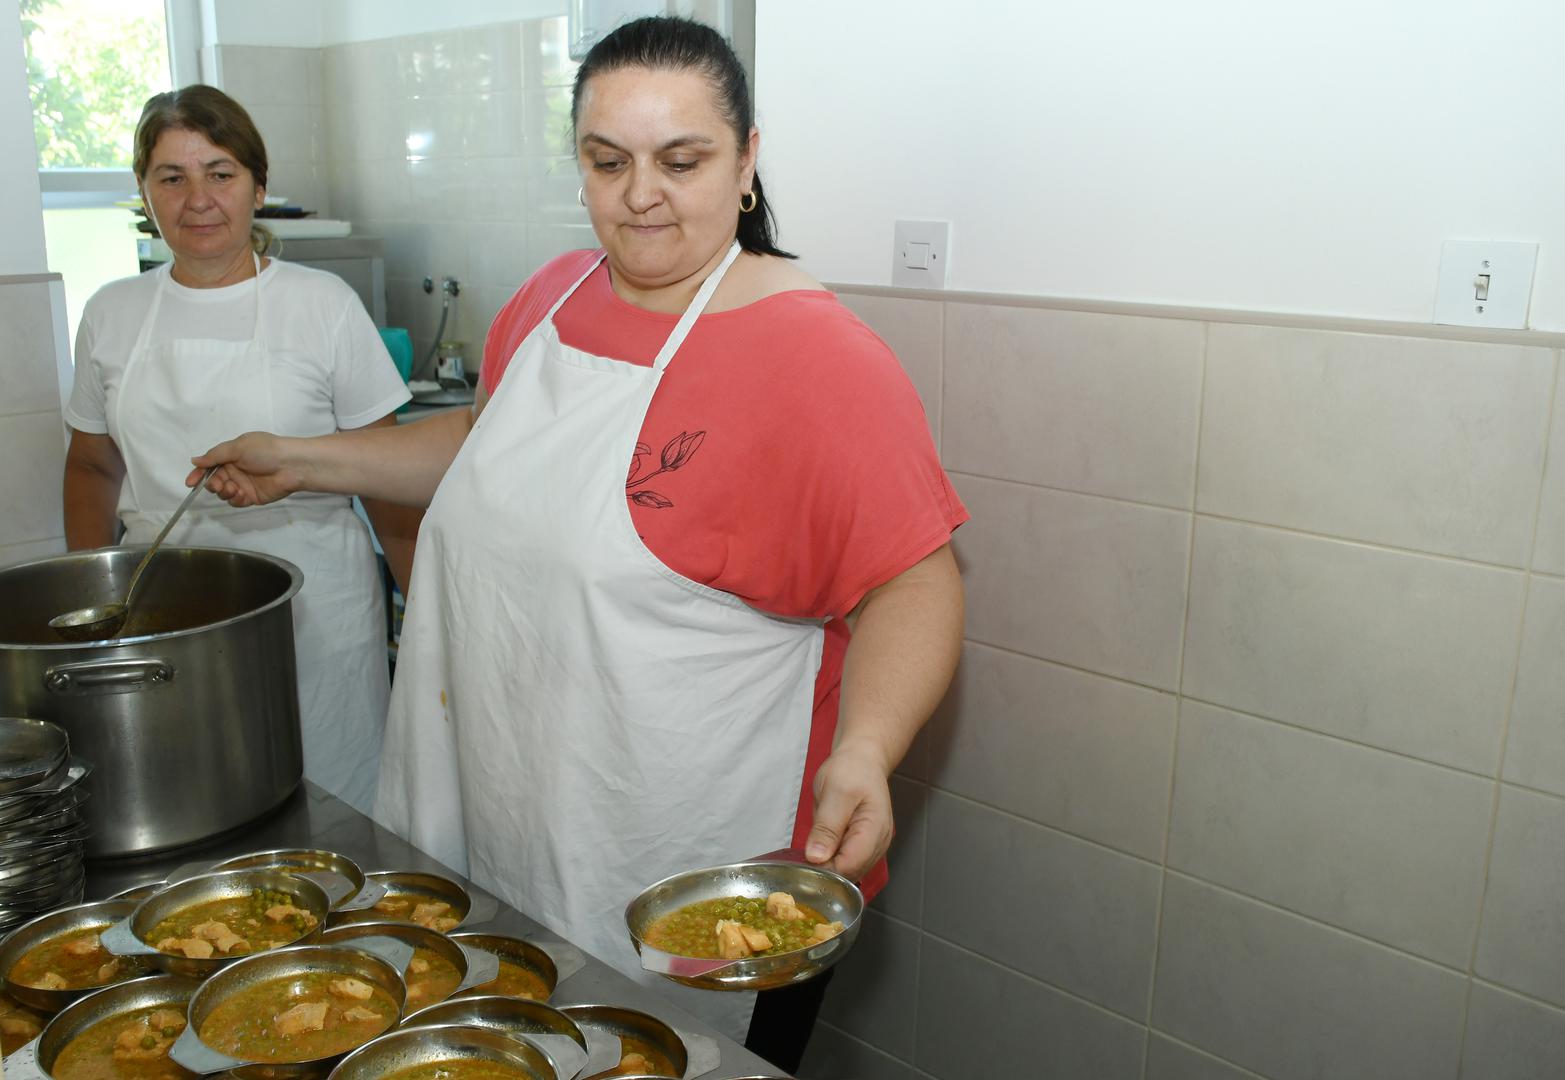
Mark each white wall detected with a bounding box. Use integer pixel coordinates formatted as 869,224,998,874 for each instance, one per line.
0,0,47,275
201,0,566,48
755,0,1565,330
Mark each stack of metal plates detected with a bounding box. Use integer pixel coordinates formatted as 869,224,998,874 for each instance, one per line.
0,719,90,936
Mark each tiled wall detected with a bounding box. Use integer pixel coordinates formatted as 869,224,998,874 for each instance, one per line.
216,15,592,375
802,291,1565,1080
0,275,70,568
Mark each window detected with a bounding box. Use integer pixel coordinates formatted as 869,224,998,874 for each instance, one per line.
23,0,199,345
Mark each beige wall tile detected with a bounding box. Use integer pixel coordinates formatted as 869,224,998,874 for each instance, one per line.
835,293,941,447
953,475,1191,690
1460,982,1565,1080
929,642,1176,859
1502,575,1565,796
874,775,926,924
1199,325,1553,565
218,46,317,107
918,936,1146,1079
1151,875,1466,1080
924,791,1161,1018
1167,701,1491,966
1533,354,1565,574
943,304,1203,507
818,910,919,1059
1145,1035,1265,1080
1182,517,1525,772
0,412,67,547
0,280,63,418
1475,786,1565,1008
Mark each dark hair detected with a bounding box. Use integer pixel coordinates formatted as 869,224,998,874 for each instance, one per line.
571,16,794,259
133,85,272,255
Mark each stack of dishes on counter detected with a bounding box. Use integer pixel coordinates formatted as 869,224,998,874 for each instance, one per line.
0,844,860,1078
0,719,90,939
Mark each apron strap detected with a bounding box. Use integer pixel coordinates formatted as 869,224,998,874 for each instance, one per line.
652,240,742,372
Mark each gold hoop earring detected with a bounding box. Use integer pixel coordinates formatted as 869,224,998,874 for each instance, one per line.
740,191,758,213
577,186,586,207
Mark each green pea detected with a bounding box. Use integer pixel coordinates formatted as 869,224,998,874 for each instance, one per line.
140,1034,157,1049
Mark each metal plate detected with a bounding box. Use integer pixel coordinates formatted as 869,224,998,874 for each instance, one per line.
623,859,863,991
328,1022,554,1080
394,996,588,1080
327,871,471,931
31,972,203,1076
448,932,558,1002
210,848,369,911
319,920,491,1017
559,1003,687,1079
0,898,154,1011
0,720,69,795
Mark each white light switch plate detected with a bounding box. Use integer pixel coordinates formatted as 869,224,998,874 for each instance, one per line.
893,220,950,289
1434,240,1538,329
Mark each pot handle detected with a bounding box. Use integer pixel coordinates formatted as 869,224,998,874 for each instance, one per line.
43,658,174,693
168,1024,248,1075
451,943,501,994
100,917,159,957
3,1035,47,1080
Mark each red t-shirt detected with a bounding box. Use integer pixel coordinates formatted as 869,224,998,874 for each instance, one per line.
482,250,968,897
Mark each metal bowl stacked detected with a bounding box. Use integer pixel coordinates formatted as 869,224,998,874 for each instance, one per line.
0,718,90,935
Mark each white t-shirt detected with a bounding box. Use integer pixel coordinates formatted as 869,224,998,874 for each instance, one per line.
65,259,410,439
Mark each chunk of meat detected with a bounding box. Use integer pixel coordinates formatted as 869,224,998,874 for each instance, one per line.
328,977,374,1000
190,920,247,954
766,891,806,921
432,916,460,932
95,959,121,983
373,898,409,914
807,921,845,945
715,920,753,960
27,971,68,990
618,1052,650,1074
265,904,316,926
739,925,772,952
147,1010,185,1032
174,939,214,960
0,1016,41,1039
63,933,102,956
273,1001,328,1036
407,958,429,975
112,1020,174,1061
410,901,450,928
342,1006,381,1022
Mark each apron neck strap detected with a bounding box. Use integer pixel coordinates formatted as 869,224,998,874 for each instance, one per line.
652,240,742,372
131,251,267,353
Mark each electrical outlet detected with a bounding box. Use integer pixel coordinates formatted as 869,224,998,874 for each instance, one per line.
1433,241,1538,329
893,221,950,289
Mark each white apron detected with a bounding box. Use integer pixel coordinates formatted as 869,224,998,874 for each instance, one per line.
110,258,388,814
376,242,826,1039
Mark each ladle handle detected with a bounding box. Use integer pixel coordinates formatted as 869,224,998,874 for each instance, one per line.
123,466,216,609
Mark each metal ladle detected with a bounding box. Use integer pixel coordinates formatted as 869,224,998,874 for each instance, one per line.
49,466,218,642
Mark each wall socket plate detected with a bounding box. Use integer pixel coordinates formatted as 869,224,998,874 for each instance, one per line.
1433,240,1538,329
893,220,950,289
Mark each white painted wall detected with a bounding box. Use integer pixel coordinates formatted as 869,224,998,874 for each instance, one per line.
0,1,48,274
755,0,1565,330
200,0,566,48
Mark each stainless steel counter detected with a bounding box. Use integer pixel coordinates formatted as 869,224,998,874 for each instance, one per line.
83,782,788,1079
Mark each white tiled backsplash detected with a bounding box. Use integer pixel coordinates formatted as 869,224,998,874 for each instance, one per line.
0,276,69,569
216,15,593,368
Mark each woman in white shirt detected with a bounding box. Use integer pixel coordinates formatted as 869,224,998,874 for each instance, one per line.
62,85,415,813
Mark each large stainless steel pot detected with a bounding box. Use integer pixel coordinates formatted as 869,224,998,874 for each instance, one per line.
0,547,303,858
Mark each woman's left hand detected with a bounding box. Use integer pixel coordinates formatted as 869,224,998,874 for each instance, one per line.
805,736,894,881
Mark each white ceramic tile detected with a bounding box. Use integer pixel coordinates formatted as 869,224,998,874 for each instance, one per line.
1145,1035,1266,1080
462,24,522,96
464,93,528,159
396,30,469,97
1533,354,1565,575
523,16,576,89
1199,325,1554,565
1475,786,1565,1008
929,642,1176,859
321,39,399,106
218,46,316,107
1502,576,1565,796
1461,981,1565,1080
264,163,326,218
923,791,1160,1018
522,156,590,227
835,293,942,448
0,280,63,418
942,304,1203,507
402,95,470,161
522,87,576,158
0,537,65,569
528,224,598,269
800,1022,915,1080
0,412,68,547
953,475,1192,690
1151,875,1466,1080
1167,701,1492,966
464,223,532,293
1181,517,1525,772
917,936,1145,1080
874,775,926,924
818,910,919,1059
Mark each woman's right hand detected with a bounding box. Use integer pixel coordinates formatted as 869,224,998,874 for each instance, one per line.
189,433,303,507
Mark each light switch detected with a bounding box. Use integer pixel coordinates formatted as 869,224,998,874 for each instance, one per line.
892,221,950,289
1433,240,1538,328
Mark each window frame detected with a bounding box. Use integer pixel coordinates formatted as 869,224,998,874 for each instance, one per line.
35,0,202,209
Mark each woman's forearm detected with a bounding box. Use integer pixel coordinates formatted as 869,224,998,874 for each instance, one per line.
63,462,121,549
